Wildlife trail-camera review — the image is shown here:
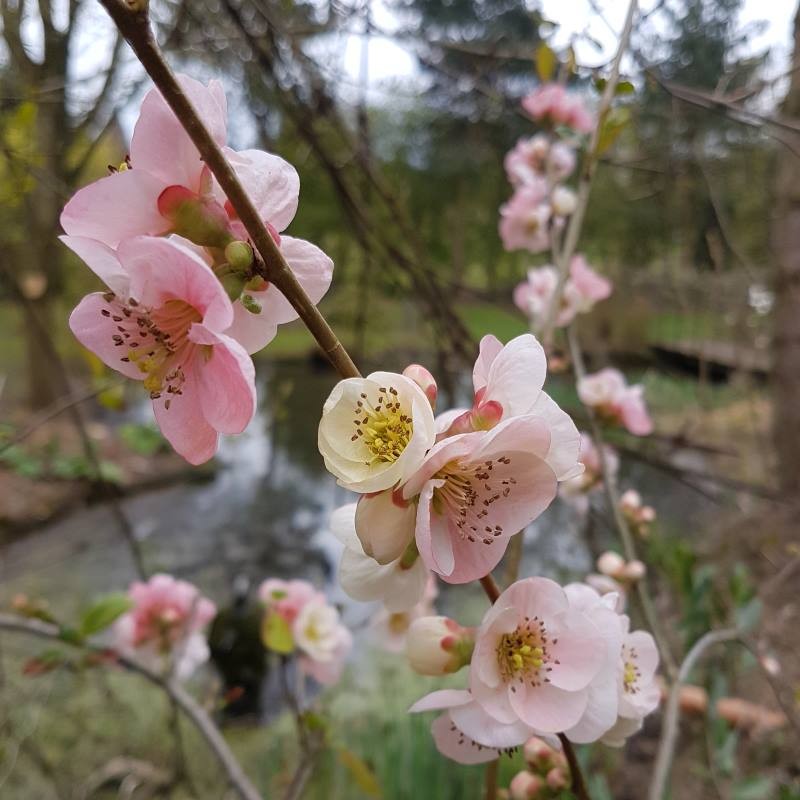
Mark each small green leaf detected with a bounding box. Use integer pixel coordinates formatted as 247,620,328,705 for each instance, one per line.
734,597,762,633
78,593,132,637
616,80,635,95
261,611,294,654
338,747,382,798
535,43,557,82
733,776,775,800
596,107,631,155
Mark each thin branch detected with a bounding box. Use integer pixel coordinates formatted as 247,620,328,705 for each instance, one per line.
648,629,739,800
0,612,263,800
479,575,501,603
557,734,591,800
483,758,498,800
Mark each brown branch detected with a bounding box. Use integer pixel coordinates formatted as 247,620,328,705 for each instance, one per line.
483,757,498,800
557,734,591,800
479,575,501,603
0,613,263,800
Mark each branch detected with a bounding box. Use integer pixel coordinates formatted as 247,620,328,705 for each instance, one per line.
0,613,263,800
96,0,359,380
648,629,739,800
557,734,591,800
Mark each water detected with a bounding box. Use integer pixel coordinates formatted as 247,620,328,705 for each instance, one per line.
0,360,719,622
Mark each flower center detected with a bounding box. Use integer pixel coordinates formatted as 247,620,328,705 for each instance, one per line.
496,616,557,689
432,457,515,545
351,385,413,465
622,646,642,694
101,292,201,407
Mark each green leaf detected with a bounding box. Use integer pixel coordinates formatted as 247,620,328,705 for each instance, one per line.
261,611,294,654
616,80,636,95
338,747,382,798
596,107,631,155
78,593,132,637
535,43,557,82
733,776,775,800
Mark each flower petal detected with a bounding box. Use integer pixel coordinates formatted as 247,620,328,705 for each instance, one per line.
60,236,130,296
509,679,589,733
355,490,416,564
430,714,502,764
529,391,582,481
482,334,547,417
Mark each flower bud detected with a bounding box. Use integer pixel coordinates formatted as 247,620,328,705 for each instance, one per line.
241,294,262,315
406,616,474,676
471,400,503,431
224,240,254,273
509,771,544,799
546,767,568,790
402,364,437,409
597,550,626,578
619,489,642,510
523,736,556,770
157,185,233,248
622,559,646,581
551,185,577,217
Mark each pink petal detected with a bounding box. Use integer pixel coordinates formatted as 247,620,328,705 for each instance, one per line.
221,148,300,232
188,325,256,435
131,76,227,190
548,610,605,691
443,519,509,584
69,293,149,381
450,701,533,749
529,391,583,480
415,479,455,577
627,630,659,679
563,663,619,744
355,490,416,564
498,577,569,622
60,236,130,296
472,335,504,391
509,680,589,733
402,433,474,499
430,713,501,764
60,170,168,247
481,334,547,417
153,371,219,464
226,236,333,355
409,689,472,713
118,237,233,331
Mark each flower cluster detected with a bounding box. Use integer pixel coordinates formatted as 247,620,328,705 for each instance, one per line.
321,334,583,611
61,75,334,463
258,578,352,685
409,577,660,763
577,368,653,436
505,737,570,798
499,84,593,256
513,255,611,329
619,489,657,537
113,573,217,680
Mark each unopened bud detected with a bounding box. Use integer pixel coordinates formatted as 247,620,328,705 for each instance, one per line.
224,240,254,273
523,736,556,770
546,767,568,790
551,185,577,217
406,616,473,676
597,550,626,578
509,771,544,799
619,489,642,510
158,185,233,248
402,364,437,409
622,559,646,581
241,294,262,314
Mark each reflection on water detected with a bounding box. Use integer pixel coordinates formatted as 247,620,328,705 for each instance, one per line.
0,360,718,624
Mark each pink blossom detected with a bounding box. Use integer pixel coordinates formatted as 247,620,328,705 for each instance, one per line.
504,135,550,186
521,84,595,134
548,142,577,180
560,432,619,501
113,573,216,679
619,489,657,536
402,418,559,583
602,617,660,747
443,335,583,482
370,575,438,653
509,771,545,799
61,75,333,356
258,578,320,624
409,689,535,764
513,266,578,327
469,577,606,733
406,615,474,675
569,254,612,311
499,185,551,253
293,597,352,686
68,236,256,464
577,368,653,436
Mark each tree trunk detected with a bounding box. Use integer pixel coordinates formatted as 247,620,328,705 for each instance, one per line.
771,3,800,496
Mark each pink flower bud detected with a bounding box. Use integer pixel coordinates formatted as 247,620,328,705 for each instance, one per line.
405,616,473,676
551,185,577,217
402,364,438,409
546,767,568,790
622,560,646,581
597,550,626,578
523,736,555,769
509,771,544,800
157,185,233,248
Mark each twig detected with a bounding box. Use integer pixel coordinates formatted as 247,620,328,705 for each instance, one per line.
479,575,501,603
538,0,639,343
567,327,678,678
483,758,498,800
648,628,739,800
0,613,263,800
557,734,591,800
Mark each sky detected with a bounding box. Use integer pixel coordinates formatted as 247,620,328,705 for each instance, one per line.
335,0,798,97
